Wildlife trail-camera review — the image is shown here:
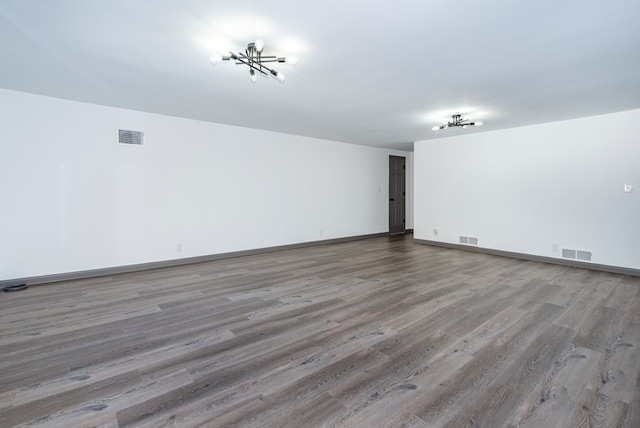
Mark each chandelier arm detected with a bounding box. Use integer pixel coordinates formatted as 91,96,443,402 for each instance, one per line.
239,56,277,61
233,55,269,76
239,57,280,77
253,62,279,77
242,52,280,77
237,51,274,74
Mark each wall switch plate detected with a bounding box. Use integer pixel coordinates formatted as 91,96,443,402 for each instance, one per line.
624,184,633,193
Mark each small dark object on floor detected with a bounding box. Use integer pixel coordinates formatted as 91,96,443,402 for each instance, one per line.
3,283,29,292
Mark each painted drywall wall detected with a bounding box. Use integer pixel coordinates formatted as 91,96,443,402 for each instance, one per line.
405,151,415,231
0,89,411,280
414,109,640,270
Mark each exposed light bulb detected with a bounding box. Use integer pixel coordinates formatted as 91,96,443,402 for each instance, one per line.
221,52,233,60
475,121,483,126
462,125,467,129
209,54,223,64
278,57,299,66
432,126,441,131
274,72,286,83
255,39,264,53
249,69,257,83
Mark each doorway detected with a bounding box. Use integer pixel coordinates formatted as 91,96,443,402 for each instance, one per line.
389,155,406,235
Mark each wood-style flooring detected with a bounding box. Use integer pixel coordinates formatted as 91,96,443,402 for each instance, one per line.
1,235,639,427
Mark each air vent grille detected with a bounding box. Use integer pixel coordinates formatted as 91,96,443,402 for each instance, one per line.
562,248,592,262
576,251,593,262
459,236,478,246
118,129,144,145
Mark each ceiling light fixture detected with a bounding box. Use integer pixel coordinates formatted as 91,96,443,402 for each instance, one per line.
209,39,297,84
432,114,483,131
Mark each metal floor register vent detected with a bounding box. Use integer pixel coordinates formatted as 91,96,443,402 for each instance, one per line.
118,129,144,145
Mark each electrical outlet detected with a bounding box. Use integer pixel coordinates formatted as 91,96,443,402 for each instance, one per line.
176,243,183,252
433,228,438,235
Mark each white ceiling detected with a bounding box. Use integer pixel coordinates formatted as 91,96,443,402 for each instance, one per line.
1,0,639,151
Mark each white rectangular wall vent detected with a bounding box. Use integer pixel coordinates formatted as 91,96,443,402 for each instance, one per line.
562,248,593,262
118,129,144,145
576,250,593,262
459,236,478,246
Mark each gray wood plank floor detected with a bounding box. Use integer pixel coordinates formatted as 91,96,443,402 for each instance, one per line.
1,235,639,427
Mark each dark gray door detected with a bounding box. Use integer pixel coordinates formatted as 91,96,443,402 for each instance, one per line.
389,155,406,234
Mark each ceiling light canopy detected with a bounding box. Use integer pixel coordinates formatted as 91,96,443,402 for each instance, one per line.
432,114,483,131
209,39,297,84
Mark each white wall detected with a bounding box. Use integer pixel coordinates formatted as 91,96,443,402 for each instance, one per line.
414,109,640,270
402,152,415,232
0,89,410,280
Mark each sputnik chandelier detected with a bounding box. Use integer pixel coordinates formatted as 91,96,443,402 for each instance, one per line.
432,114,483,131
209,39,298,83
